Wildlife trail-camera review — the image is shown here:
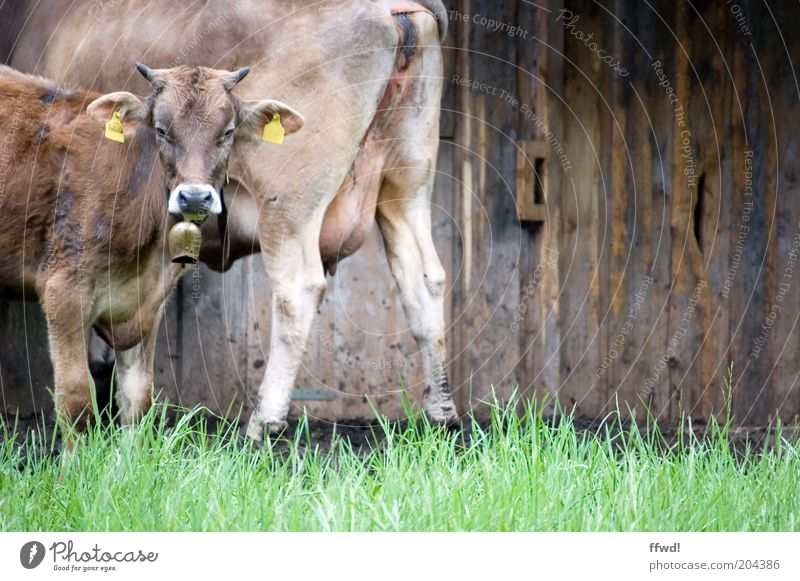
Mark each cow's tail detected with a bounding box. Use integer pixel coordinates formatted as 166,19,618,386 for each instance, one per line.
410,0,448,41
392,0,447,41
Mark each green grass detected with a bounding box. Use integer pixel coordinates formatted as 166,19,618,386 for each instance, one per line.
1,401,799,531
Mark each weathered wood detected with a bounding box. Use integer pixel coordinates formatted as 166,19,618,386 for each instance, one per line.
0,299,51,416
602,0,633,418
515,0,562,412
639,0,677,421
728,0,779,425
687,0,731,421
665,0,709,423
769,0,800,424
558,0,604,415
4,0,800,428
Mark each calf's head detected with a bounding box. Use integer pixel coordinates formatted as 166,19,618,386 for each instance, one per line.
86,64,304,222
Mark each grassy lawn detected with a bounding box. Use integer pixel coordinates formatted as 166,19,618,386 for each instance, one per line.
1,403,799,531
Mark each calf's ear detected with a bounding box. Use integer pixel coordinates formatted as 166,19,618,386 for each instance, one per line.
238,99,304,141
87,92,147,134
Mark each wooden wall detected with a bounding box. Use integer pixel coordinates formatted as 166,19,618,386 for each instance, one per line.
2,0,800,426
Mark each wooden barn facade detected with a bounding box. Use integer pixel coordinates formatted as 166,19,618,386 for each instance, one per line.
2,0,799,426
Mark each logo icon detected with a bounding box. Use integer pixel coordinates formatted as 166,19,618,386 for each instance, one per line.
20,541,46,569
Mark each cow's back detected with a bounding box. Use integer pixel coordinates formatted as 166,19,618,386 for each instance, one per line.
13,1,399,105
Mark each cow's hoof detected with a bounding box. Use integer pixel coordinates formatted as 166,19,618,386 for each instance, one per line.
423,398,458,425
266,419,289,436
244,418,265,444
244,417,289,444
425,406,460,428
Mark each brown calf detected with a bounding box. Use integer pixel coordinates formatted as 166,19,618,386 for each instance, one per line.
0,64,302,438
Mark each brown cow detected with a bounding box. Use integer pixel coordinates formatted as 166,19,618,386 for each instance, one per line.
7,0,456,441
0,63,302,439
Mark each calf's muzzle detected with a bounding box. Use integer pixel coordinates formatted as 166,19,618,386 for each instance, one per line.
169,183,222,222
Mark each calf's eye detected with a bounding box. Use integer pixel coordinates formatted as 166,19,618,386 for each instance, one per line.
217,128,235,148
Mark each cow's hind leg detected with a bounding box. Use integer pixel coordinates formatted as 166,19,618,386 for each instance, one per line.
246,227,327,442
375,8,456,424
377,171,457,425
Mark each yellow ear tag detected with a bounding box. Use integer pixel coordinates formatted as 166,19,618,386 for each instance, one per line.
261,113,284,144
105,111,125,143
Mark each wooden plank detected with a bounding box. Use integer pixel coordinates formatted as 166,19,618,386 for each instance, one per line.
602,0,634,418
514,0,561,413
664,0,710,423
535,0,564,408
449,0,529,419
678,0,731,420
440,0,457,139
0,299,52,416
639,0,677,422
729,1,778,425
557,0,604,415
769,0,800,424
153,283,182,407
450,0,471,416
175,262,250,417
703,2,730,421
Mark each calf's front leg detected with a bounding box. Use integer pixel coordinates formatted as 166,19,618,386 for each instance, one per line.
43,278,94,445
113,317,160,425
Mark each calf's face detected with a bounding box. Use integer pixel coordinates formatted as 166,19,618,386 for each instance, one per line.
87,65,305,222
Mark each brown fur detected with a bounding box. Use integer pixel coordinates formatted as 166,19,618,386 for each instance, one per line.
0,64,263,435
